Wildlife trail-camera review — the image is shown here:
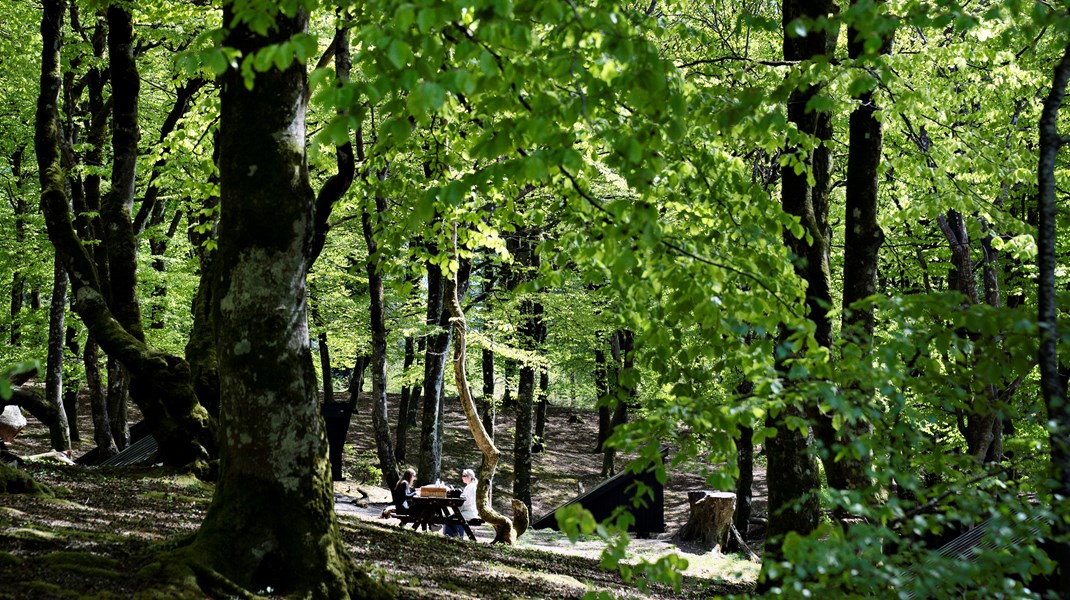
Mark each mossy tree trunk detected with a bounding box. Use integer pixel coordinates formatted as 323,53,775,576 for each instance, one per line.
45,255,71,452
186,5,387,597
35,0,214,469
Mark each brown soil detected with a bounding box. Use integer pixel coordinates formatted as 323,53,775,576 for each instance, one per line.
0,389,764,598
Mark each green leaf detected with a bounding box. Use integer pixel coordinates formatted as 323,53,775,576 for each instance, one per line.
417,7,438,33
407,81,446,115
273,42,294,71
478,50,498,76
203,48,229,75
395,4,415,30
387,39,413,69
293,33,318,63
254,45,276,72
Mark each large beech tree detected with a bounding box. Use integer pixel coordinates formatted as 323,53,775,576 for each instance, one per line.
159,3,387,597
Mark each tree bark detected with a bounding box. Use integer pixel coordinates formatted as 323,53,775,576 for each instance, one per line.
36,0,214,468
1037,38,1070,598
482,348,495,440
445,228,520,544
187,6,386,596
363,190,398,489
418,256,450,485
533,368,548,453
760,0,831,585
45,255,71,452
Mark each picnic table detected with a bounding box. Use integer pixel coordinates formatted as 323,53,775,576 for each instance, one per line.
399,496,477,541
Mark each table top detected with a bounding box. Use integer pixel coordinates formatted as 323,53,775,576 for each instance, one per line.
411,495,463,506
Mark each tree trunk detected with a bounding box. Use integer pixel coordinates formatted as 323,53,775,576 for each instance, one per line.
759,0,831,585
407,337,424,426
418,258,449,485
36,0,214,468
363,191,398,489
679,491,736,554
533,368,548,453
832,2,894,504
1037,38,1070,598
444,228,520,544
106,357,129,450
514,358,535,506
735,425,753,540
103,5,144,343
84,337,116,459
346,353,370,411
45,255,71,452
594,346,610,453
482,347,495,440
396,333,416,462
318,330,333,404
188,6,386,596
842,6,891,342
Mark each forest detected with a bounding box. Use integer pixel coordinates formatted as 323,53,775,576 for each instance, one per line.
1,0,1069,597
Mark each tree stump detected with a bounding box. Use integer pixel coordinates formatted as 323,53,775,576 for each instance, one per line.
678,491,736,553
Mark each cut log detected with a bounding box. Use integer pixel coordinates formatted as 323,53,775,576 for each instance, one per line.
678,490,736,553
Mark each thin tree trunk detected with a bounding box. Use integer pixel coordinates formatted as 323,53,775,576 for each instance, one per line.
735,425,753,540
444,226,520,544
106,357,129,449
594,346,610,452
418,257,449,485
396,337,415,462
319,331,333,404
8,148,29,347
482,348,495,440
363,190,398,489
515,356,535,505
407,337,423,426
533,368,548,453
1037,38,1070,598
84,337,116,459
45,255,71,452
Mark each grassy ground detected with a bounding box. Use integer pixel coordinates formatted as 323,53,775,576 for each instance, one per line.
0,392,763,598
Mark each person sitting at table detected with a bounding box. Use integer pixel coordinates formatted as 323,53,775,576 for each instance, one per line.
383,468,417,519
443,469,478,537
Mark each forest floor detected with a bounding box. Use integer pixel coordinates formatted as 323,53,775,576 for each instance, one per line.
0,390,763,598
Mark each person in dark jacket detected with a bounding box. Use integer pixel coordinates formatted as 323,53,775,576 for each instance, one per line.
390,468,417,516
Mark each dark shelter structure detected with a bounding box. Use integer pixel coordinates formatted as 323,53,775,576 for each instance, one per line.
531,464,665,537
